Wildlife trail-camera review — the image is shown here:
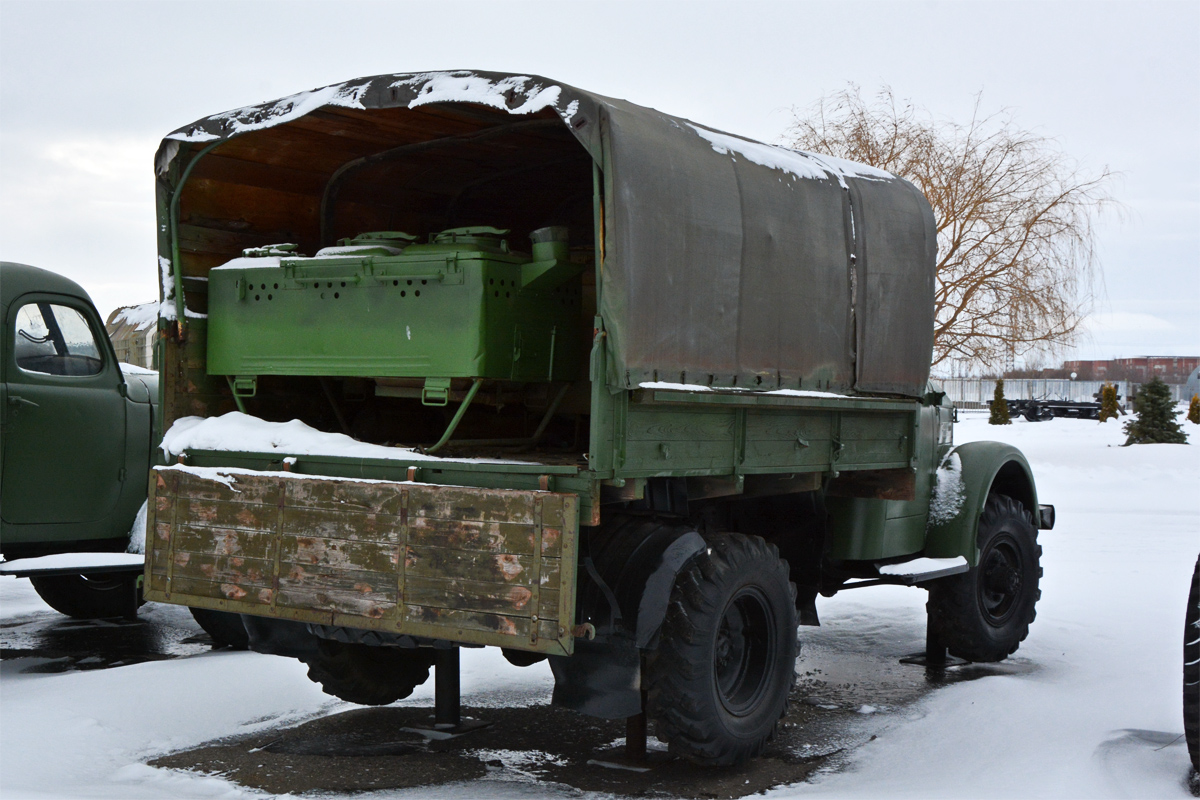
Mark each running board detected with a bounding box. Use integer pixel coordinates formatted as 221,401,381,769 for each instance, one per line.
878,556,969,585
838,556,970,590
0,553,144,578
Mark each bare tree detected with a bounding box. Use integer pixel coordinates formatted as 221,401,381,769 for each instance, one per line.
784,86,1115,369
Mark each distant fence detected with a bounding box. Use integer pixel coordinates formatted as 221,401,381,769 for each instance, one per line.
936,378,1193,410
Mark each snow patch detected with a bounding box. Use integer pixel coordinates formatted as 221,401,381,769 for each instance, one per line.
112,302,159,332
928,451,966,524
396,72,563,116
0,553,144,573
639,381,850,399
878,556,967,578
126,501,148,554
209,255,282,271
154,140,179,175
314,244,406,257
160,411,524,465
208,83,369,137
118,363,156,376
688,123,895,188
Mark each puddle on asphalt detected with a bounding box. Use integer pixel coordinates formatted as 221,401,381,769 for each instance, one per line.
3,588,1040,797
148,633,1037,799
0,602,216,672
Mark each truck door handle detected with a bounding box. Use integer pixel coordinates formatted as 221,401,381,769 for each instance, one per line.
7,395,38,409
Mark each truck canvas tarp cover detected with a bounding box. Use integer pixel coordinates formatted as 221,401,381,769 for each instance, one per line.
156,70,936,401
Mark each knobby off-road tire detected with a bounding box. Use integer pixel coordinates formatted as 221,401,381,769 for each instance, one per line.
1185,554,1199,773
646,533,798,766
29,572,140,619
189,607,250,649
928,494,1042,662
302,640,437,705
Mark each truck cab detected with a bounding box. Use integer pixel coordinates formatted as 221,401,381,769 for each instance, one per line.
0,261,157,617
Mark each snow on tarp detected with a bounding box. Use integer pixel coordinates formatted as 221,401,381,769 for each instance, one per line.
160,411,524,465
157,69,936,398
0,552,144,574
638,381,852,399
687,123,895,187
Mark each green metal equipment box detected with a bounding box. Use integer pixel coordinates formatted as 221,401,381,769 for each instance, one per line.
206,227,583,387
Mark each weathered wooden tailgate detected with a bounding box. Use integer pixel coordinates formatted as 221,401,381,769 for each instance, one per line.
144,466,579,655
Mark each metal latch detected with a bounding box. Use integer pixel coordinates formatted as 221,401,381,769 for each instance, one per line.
421,377,451,407
231,375,258,398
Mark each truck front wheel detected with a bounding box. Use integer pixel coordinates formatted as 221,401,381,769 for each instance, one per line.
301,640,437,705
645,533,797,766
928,494,1042,662
29,573,140,619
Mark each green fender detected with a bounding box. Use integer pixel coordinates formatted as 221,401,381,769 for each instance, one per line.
923,441,1040,567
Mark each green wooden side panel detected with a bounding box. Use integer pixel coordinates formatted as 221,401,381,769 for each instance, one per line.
144,466,580,655
615,395,917,479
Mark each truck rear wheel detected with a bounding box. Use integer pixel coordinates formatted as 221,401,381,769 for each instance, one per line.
645,533,797,766
301,640,437,705
928,494,1042,662
188,607,249,649
29,572,140,619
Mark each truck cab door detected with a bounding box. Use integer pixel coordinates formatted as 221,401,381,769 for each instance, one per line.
1,295,127,527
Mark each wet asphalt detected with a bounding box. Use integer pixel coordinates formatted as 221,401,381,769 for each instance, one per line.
1,589,1034,798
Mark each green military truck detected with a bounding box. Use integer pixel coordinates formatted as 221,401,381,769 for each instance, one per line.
145,71,1053,765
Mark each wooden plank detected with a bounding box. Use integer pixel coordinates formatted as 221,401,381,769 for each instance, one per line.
158,551,275,585
280,507,402,542
282,536,400,573
166,575,276,605
405,546,540,586
285,479,406,515
174,470,283,505
275,585,395,619
406,517,538,555
623,439,734,472
165,523,277,560
409,486,537,524
175,498,279,533
538,588,560,621
744,412,833,441
403,605,536,639
404,576,548,618
625,407,735,441
742,438,832,469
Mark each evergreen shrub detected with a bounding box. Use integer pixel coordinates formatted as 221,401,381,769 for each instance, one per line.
989,379,1012,425
1123,377,1187,445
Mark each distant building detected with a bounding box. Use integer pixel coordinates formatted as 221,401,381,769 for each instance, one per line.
105,302,158,369
1062,356,1200,383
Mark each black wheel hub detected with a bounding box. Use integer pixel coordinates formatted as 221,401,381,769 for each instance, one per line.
714,588,775,716
979,534,1023,625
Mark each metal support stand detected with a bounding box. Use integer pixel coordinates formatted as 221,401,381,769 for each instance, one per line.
900,615,969,668
625,708,647,762
435,648,461,728
404,647,491,738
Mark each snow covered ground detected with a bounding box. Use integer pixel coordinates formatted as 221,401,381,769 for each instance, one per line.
1,412,1196,799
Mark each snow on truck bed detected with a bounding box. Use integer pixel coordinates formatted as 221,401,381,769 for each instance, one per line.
160,411,527,465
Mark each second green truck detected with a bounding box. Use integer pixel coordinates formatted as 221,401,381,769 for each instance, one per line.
145,71,1053,765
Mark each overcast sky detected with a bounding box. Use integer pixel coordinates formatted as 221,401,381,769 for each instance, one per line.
1,0,1196,364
